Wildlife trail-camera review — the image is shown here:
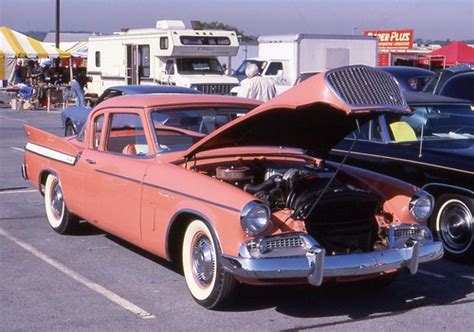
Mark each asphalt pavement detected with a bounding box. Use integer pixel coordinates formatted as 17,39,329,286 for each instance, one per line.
1,108,473,331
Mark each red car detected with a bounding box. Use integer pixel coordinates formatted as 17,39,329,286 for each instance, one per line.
22,65,443,309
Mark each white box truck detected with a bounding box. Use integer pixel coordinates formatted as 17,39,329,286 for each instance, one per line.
86,20,240,99
233,34,378,93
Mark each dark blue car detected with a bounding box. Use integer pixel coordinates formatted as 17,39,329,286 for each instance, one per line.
378,66,435,92
61,85,201,136
331,92,474,261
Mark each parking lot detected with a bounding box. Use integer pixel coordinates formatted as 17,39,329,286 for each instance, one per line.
1,108,474,331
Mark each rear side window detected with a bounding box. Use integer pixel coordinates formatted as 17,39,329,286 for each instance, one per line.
106,113,149,156
441,75,474,102
93,115,104,149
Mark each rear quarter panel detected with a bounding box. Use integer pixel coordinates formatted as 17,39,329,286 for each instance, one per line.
23,125,86,217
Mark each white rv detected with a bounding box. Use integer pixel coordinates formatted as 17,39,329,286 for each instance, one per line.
86,20,240,98
233,34,378,93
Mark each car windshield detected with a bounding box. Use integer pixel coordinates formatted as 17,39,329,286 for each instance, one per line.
385,104,474,142
176,58,223,74
234,60,266,75
150,107,254,152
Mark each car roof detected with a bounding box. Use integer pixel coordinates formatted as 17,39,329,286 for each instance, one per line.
106,85,201,95
404,91,471,104
378,66,434,76
96,94,262,110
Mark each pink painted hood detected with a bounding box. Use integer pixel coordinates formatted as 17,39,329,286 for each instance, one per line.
182,65,410,159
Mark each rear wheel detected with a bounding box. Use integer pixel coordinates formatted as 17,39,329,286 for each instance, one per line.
182,219,236,309
44,174,79,234
433,194,474,260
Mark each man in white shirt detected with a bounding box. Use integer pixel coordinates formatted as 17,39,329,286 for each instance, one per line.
237,63,276,101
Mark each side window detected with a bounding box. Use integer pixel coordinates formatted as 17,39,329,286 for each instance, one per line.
265,62,283,76
96,90,123,105
93,115,104,149
105,113,149,156
95,51,101,67
160,37,169,50
371,119,383,141
165,60,175,75
355,121,370,140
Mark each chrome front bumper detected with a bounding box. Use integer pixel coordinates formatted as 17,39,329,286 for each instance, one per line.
221,240,444,286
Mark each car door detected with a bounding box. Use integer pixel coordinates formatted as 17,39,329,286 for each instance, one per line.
81,108,155,243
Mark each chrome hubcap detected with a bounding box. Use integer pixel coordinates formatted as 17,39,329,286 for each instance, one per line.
192,234,215,287
51,182,64,219
440,201,473,252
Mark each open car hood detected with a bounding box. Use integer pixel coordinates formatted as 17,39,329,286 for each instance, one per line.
183,65,410,160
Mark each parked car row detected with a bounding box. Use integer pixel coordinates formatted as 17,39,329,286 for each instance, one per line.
21,65,472,309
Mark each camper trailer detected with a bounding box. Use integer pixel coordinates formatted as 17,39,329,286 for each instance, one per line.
86,20,240,99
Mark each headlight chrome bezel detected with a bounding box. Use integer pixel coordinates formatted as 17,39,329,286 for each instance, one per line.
240,201,271,236
409,191,434,222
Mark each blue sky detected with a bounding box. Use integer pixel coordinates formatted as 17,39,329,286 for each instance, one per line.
1,0,473,40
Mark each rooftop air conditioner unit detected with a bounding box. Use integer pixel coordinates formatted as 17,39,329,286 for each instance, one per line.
156,20,186,30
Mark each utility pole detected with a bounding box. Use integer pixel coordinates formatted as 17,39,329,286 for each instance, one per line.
55,0,60,48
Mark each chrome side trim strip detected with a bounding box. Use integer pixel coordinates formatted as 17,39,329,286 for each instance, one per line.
25,143,76,165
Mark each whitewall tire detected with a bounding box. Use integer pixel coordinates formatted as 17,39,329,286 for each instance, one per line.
182,219,236,309
44,174,78,234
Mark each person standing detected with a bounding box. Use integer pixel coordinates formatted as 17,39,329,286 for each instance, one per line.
237,63,276,101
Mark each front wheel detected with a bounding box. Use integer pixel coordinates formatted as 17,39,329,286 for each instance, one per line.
182,219,236,309
44,174,79,234
433,194,474,260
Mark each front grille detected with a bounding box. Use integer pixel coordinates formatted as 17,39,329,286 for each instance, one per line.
263,236,305,250
325,65,406,108
394,227,422,238
193,84,237,95
247,235,305,251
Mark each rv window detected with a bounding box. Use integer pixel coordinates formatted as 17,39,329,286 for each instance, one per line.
265,62,283,76
95,51,101,67
165,60,175,75
160,37,169,50
139,45,150,78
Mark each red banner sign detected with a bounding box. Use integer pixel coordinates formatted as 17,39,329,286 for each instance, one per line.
364,29,414,50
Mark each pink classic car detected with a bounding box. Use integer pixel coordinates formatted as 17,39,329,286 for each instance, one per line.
22,65,443,309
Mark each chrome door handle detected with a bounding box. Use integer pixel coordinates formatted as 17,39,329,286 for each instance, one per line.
85,159,96,164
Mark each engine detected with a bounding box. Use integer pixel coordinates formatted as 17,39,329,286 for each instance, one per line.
215,164,382,254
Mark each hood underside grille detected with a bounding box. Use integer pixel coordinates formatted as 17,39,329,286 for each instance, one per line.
325,66,406,108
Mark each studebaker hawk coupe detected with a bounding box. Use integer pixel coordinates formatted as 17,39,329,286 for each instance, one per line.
22,65,443,309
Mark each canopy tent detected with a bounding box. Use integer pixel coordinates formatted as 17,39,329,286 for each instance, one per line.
0,26,70,81
65,41,88,58
428,41,474,67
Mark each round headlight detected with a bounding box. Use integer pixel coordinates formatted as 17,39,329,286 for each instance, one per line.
240,202,270,236
410,191,434,221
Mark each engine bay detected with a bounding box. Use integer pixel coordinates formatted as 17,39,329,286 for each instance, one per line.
196,159,384,254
